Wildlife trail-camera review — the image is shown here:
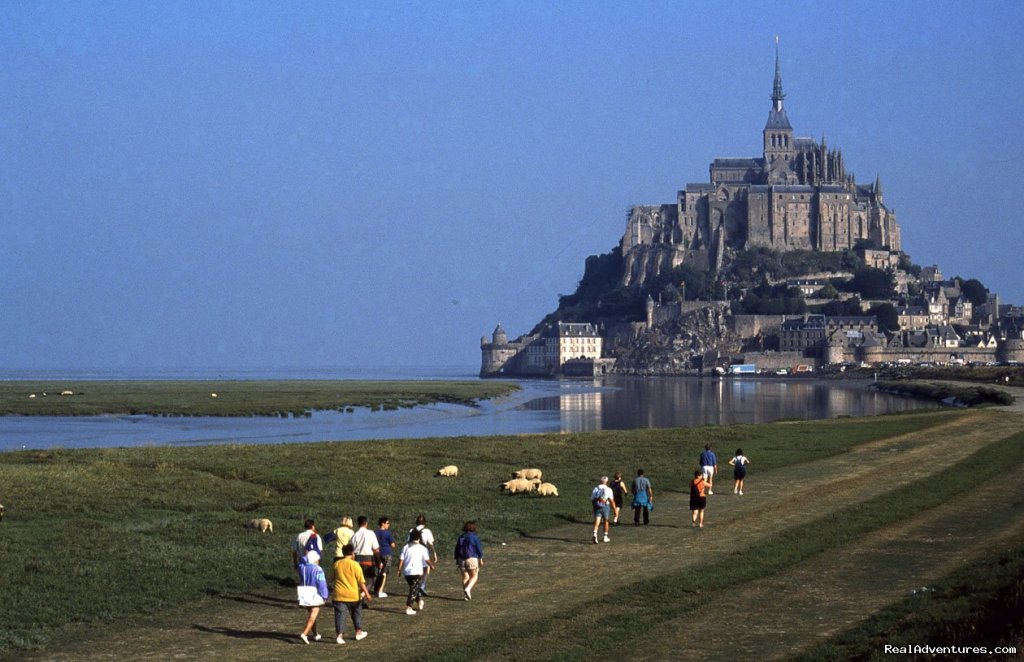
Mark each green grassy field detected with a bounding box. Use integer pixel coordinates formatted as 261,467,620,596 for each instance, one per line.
0,380,519,416
0,409,992,659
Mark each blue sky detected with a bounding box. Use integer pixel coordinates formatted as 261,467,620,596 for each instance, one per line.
2,2,1022,372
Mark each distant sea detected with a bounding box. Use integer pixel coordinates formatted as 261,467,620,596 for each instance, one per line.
0,365,479,381
0,370,938,451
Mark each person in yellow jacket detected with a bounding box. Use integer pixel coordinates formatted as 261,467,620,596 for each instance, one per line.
331,543,373,644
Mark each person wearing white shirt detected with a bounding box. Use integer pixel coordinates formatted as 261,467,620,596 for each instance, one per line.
398,529,434,615
407,514,437,593
350,516,380,597
590,477,615,544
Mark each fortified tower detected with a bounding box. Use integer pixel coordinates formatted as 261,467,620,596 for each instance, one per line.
480,324,515,377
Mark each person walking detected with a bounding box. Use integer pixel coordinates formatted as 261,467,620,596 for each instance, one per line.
399,529,434,615
296,550,329,644
590,476,615,544
453,521,484,600
292,519,324,575
610,471,629,526
407,515,437,594
373,516,396,597
350,516,380,600
729,448,750,495
331,543,372,644
690,470,708,528
630,468,654,525
699,444,718,495
324,516,355,561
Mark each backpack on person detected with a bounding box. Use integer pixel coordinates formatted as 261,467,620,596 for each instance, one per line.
456,533,474,561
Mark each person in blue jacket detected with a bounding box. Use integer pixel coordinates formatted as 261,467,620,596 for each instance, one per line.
699,444,718,495
453,521,484,601
297,550,330,644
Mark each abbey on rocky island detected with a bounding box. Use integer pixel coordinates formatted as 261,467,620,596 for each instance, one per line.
621,45,901,286
481,45,1023,378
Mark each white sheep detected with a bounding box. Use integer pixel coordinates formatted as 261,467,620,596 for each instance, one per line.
0,503,5,521
60,390,74,396
437,465,459,477
500,478,536,494
513,467,543,481
536,482,559,497
244,517,273,533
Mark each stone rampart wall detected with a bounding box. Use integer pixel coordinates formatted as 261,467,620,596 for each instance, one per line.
730,315,791,338
741,351,808,370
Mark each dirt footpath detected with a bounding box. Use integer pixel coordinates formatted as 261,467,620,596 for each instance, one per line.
34,410,1024,661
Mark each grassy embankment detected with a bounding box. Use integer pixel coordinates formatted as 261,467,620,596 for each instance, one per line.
426,414,1024,661
0,380,519,417
1,409,1003,659
797,544,1024,660
873,380,1014,407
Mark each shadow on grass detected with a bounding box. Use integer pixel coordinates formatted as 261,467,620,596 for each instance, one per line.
514,528,593,545
192,624,295,643
264,573,297,588
367,605,417,616
215,592,295,609
613,522,679,529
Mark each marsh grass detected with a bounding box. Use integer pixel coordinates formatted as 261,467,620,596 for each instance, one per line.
0,380,519,417
0,411,955,657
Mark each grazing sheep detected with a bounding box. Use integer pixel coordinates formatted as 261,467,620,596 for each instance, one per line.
0,503,5,521
60,390,74,396
210,393,218,398
244,517,273,533
513,468,543,481
536,482,559,497
436,465,459,477
500,478,536,494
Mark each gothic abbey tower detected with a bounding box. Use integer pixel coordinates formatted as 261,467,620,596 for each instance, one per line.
621,44,902,286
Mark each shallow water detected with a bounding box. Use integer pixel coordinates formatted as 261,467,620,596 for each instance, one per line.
0,372,938,451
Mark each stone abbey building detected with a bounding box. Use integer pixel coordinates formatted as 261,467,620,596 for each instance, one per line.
477,48,1022,378
621,47,902,286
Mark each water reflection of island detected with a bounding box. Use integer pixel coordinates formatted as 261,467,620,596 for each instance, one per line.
518,377,935,433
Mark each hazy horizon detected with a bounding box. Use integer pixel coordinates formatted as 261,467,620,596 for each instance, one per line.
3,3,1022,371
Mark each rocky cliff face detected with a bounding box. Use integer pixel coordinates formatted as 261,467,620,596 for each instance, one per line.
610,305,743,374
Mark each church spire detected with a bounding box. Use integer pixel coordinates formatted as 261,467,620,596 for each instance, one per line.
772,36,785,112
763,35,794,174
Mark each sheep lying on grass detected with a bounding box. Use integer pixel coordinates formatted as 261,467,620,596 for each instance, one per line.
500,478,539,494
244,518,273,533
536,482,559,497
437,465,459,477
513,467,543,481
